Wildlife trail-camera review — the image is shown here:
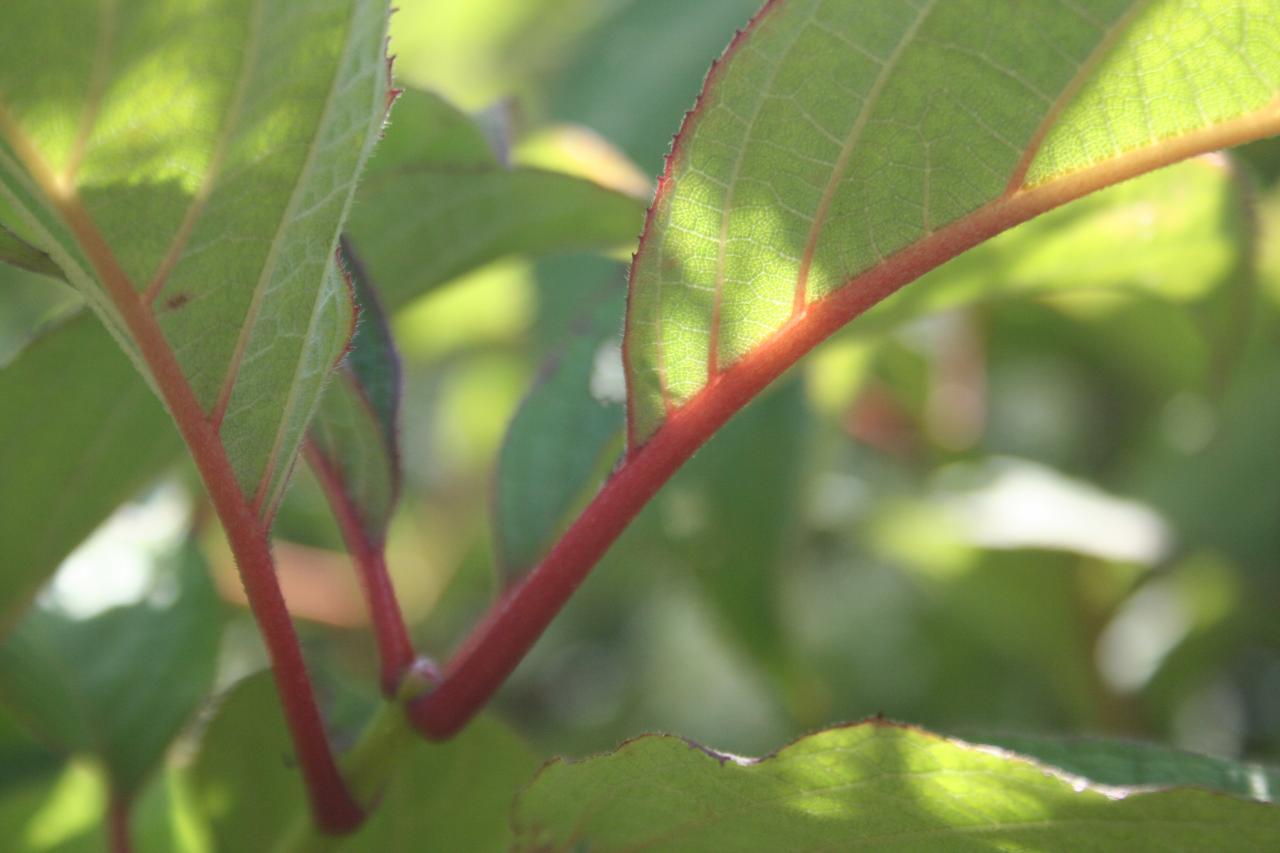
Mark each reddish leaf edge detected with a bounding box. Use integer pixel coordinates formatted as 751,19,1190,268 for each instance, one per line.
410,96,1280,739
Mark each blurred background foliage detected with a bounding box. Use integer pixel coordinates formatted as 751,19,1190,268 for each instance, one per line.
2,0,1280,847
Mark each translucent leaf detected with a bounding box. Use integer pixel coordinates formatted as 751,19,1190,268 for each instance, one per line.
623,0,1280,445
0,0,392,512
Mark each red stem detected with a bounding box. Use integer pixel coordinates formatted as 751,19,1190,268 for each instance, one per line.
106,791,131,853
305,440,416,695
6,153,364,831
409,105,1280,739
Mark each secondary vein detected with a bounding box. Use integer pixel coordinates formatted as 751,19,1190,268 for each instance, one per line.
791,0,937,318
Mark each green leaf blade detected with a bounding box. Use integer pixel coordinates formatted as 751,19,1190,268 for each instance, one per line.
623,0,1280,445
514,723,1280,851
1026,0,1280,186
0,0,393,509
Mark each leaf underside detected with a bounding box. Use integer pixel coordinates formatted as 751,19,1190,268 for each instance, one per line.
0,0,391,515
513,722,1280,851
624,0,1280,445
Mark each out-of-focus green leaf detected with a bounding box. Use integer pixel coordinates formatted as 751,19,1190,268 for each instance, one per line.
982,734,1280,801
388,0,611,110
552,0,765,174
0,706,60,794
673,378,808,672
624,0,1280,444
366,90,498,178
514,722,1280,851
307,245,402,547
0,541,221,798
0,1,391,510
346,89,645,310
0,313,181,633
334,717,539,853
0,761,106,853
187,673,302,851
494,278,626,576
1132,353,1280,568
0,760,202,853
857,157,1250,336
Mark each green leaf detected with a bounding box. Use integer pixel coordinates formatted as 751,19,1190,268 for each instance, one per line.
624,0,1280,445
188,672,303,851
0,540,222,798
494,276,626,576
306,243,402,546
513,722,1280,851
346,88,645,310
492,151,1244,598
0,0,392,511
0,313,181,633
